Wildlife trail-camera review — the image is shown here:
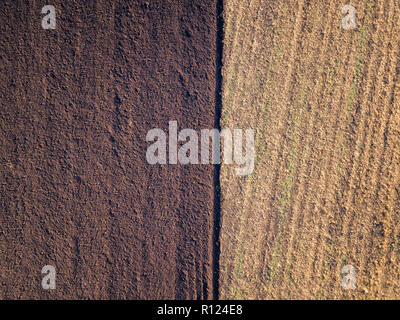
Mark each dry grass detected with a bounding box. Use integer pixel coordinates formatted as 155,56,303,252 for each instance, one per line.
220,0,400,299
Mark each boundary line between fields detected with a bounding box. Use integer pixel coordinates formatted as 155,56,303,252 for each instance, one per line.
212,0,224,301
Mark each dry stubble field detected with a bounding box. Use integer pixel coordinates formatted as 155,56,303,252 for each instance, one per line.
220,0,400,299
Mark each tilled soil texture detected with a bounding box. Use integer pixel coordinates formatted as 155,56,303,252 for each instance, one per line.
0,0,218,299
221,0,400,299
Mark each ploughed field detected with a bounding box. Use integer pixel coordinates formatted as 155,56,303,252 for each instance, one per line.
1,0,400,300
0,0,218,299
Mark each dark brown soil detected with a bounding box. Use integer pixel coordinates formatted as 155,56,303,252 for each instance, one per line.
0,0,217,299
